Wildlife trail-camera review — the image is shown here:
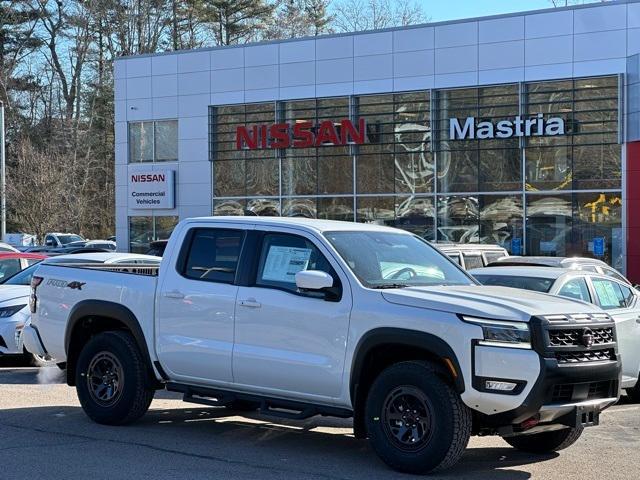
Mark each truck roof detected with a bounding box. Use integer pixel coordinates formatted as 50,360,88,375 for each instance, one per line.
185,216,405,234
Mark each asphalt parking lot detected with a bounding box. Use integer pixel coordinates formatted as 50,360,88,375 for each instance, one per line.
1,363,639,480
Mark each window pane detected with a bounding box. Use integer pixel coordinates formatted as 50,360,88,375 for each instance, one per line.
318,197,354,221
256,233,335,293
356,196,395,225
357,154,394,194
246,198,280,216
129,216,153,253
246,157,279,196
154,216,178,241
129,122,153,163
283,154,317,196
526,194,572,257
283,198,317,218
437,196,479,243
214,160,245,197
318,150,353,195
214,199,246,216
592,278,625,310
184,229,243,283
437,151,479,193
557,278,591,302
396,196,436,240
525,146,571,190
154,121,178,161
479,195,523,253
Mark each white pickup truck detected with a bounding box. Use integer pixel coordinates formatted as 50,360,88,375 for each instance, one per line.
24,217,621,474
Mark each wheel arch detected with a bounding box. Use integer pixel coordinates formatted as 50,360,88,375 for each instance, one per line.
64,300,156,387
349,328,465,438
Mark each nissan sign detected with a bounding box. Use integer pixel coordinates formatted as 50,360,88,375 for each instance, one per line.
128,169,175,209
236,118,367,150
449,114,565,140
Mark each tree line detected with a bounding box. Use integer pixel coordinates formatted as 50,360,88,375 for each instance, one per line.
0,0,427,241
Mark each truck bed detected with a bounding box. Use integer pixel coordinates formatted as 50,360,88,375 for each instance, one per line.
31,263,159,362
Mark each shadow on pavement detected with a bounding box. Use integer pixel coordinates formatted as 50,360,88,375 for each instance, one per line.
0,402,559,479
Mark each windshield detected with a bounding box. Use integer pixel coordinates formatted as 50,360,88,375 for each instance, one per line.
473,274,554,293
325,231,474,288
58,234,84,245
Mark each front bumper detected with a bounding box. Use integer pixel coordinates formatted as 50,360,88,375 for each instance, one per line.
0,320,23,355
476,312,621,434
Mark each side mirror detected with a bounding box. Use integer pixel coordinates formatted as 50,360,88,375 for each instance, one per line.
295,270,333,291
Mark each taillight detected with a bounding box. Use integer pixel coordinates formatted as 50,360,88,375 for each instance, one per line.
30,276,43,313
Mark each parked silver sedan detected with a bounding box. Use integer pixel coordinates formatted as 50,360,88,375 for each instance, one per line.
469,266,640,401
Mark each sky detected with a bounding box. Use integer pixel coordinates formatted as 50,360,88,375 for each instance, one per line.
425,0,582,22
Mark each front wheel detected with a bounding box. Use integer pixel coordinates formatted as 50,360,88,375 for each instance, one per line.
365,361,472,474
75,331,154,425
503,426,584,453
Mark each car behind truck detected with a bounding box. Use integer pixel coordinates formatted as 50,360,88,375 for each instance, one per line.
24,217,621,474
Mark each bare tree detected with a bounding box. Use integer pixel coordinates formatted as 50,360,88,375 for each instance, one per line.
332,0,428,32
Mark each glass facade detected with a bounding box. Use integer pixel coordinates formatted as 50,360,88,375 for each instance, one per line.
129,216,179,253
129,120,178,163
210,75,622,267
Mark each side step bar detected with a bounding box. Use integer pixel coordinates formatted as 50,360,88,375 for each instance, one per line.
165,382,352,420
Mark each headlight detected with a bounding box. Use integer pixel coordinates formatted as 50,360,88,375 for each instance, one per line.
0,305,27,318
462,316,531,349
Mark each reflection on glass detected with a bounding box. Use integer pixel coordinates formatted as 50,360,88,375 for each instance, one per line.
318,197,354,221
214,160,245,197
526,194,572,257
246,198,280,216
214,199,245,216
246,158,279,196
356,197,395,225
574,192,622,270
282,198,317,218
396,196,436,240
128,216,178,253
282,155,317,196
154,121,178,161
129,122,153,163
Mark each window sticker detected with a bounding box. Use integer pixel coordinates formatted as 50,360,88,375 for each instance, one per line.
261,246,312,283
593,281,620,308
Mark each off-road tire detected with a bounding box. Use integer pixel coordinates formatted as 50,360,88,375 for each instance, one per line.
365,361,472,474
503,426,584,453
75,331,154,425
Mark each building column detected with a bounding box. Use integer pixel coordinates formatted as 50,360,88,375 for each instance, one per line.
628,141,640,284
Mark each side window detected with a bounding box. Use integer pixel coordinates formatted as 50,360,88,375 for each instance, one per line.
182,228,244,283
255,233,339,296
592,278,626,310
0,259,21,280
617,284,636,308
557,278,591,303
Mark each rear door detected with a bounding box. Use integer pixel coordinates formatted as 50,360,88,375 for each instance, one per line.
155,224,246,385
589,277,640,387
232,228,352,401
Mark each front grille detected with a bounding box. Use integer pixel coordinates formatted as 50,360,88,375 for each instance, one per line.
556,349,616,364
548,327,614,347
551,380,616,403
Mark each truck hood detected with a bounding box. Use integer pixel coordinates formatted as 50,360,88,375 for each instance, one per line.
0,285,30,304
381,285,603,322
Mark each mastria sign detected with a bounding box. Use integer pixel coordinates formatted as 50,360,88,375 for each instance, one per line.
450,114,565,140
236,118,366,150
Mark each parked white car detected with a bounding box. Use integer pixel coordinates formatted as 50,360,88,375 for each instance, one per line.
470,266,640,400
24,217,621,474
0,253,161,365
43,233,85,249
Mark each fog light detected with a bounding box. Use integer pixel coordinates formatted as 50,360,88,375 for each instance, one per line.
485,380,518,392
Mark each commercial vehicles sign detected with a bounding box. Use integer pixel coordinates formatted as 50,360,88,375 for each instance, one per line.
128,169,175,209
449,114,565,140
236,118,367,150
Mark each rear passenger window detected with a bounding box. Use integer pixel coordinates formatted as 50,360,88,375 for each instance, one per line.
183,229,244,283
557,278,591,302
256,233,339,297
592,278,626,310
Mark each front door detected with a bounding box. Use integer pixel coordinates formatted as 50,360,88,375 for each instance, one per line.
232,230,352,401
156,226,245,385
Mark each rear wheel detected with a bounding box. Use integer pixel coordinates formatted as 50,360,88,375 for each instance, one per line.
503,426,584,453
75,331,154,425
365,361,471,474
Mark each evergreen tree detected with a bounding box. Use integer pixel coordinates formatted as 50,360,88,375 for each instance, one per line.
304,0,332,36
195,0,275,45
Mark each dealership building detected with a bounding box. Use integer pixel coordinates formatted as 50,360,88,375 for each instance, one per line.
114,0,640,280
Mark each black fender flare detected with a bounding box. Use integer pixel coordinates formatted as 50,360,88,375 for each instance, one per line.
349,327,466,401
64,300,154,381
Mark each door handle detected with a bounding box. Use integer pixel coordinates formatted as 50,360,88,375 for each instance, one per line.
239,298,261,308
163,290,185,300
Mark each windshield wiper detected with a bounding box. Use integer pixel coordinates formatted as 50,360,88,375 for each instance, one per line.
370,283,410,289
